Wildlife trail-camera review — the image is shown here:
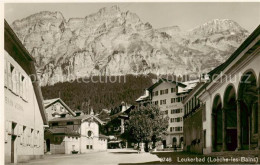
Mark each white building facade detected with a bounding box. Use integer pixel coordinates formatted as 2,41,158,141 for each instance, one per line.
4,20,48,163
147,79,187,148
45,111,108,154
198,25,260,154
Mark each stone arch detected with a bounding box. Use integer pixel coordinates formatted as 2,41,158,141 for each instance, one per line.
237,70,258,150
223,84,237,151
212,94,222,152
237,68,257,96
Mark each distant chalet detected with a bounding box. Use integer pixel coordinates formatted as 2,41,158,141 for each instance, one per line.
44,98,108,154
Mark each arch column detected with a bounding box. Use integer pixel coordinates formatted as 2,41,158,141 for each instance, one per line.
236,99,241,151
222,108,227,151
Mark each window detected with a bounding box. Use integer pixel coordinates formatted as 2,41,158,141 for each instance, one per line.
160,99,166,105
203,130,206,148
171,88,176,93
52,122,58,126
171,98,176,103
170,118,174,123
155,91,158,96
154,101,158,105
86,145,89,149
4,60,7,87
165,110,168,115
175,127,182,132
67,122,74,125
170,127,174,132
160,90,164,95
165,89,168,94
90,145,93,149
175,117,182,122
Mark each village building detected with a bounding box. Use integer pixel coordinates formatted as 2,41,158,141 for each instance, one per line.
44,98,76,121
183,82,205,154
185,25,260,155
45,109,108,154
136,78,196,148
4,20,48,163
103,102,135,149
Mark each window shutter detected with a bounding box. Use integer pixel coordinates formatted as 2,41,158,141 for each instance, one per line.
5,131,8,143
4,60,8,87
20,74,23,98
8,121,12,135
26,78,29,101
25,129,28,146
8,62,12,90
27,130,30,146
16,71,20,96
20,133,24,145
18,125,23,136
13,69,17,94
23,78,26,99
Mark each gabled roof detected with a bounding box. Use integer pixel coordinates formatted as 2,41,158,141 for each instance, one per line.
49,114,105,125
44,98,76,116
109,105,135,120
147,78,186,92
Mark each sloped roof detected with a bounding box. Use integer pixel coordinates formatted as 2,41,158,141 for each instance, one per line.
46,127,80,136
49,114,105,125
44,98,76,116
99,134,109,139
147,78,186,92
136,90,150,102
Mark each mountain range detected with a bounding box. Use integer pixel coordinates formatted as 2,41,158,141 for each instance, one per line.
11,5,249,86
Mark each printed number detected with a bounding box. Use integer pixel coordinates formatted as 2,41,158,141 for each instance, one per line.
160,157,172,162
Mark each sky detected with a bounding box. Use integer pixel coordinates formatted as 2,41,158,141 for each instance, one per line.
4,2,260,32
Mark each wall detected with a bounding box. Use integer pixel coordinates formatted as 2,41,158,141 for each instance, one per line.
64,136,80,154
80,120,107,153
4,51,44,163
202,41,260,154
151,81,185,146
184,108,203,154
45,102,66,121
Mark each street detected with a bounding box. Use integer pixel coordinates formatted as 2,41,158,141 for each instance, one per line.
16,151,160,165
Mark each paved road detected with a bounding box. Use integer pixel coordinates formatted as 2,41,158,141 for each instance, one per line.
17,151,160,165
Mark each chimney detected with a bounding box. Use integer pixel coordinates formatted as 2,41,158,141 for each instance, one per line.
121,101,126,112
90,108,94,115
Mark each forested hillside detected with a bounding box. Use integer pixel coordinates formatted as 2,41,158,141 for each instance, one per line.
41,74,154,114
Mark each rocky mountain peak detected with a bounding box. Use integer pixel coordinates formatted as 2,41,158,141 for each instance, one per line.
157,26,181,36
189,19,248,36
10,8,249,86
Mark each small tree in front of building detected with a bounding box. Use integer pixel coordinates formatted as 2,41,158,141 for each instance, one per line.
126,104,169,152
